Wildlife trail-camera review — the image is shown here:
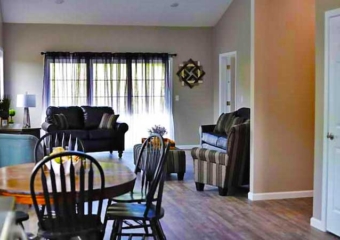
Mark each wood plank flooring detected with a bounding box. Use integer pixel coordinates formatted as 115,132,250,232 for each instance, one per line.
21,151,339,240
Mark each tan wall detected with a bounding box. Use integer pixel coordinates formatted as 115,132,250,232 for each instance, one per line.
253,0,315,193
314,0,340,221
212,0,251,120
3,24,213,145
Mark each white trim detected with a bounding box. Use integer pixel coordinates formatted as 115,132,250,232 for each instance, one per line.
219,51,237,115
249,0,255,196
310,217,326,232
176,145,200,150
248,190,313,201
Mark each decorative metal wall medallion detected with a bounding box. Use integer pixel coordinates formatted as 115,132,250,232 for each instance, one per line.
176,59,205,88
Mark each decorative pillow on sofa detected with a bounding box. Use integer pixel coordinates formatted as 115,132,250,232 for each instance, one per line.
213,112,235,134
99,113,119,129
53,113,69,130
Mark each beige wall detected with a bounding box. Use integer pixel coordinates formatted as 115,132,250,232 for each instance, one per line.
314,0,340,221
253,0,315,193
0,6,2,48
212,0,251,120
3,24,213,145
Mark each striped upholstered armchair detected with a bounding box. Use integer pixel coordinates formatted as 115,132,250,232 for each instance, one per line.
191,120,250,196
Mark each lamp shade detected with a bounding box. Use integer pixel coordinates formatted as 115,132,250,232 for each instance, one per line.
17,94,36,108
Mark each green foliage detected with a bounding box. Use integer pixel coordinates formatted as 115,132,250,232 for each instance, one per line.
0,95,11,111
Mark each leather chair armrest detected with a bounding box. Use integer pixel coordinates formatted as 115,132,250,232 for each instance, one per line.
115,122,129,133
41,122,58,132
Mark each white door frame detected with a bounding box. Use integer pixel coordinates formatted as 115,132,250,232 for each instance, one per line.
318,7,340,232
219,51,237,114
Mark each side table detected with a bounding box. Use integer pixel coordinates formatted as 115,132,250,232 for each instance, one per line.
0,123,40,139
133,144,186,180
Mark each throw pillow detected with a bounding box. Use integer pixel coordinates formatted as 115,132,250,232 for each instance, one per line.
213,112,234,134
226,117,245,135
99,113,119,129
53,113,69,130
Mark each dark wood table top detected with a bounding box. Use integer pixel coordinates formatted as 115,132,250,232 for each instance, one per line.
0,123,40,131
0,161,136,205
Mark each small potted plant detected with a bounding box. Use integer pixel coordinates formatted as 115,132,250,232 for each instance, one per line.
148,125,167,137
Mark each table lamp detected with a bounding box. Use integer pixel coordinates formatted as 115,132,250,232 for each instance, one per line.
17,93,36,128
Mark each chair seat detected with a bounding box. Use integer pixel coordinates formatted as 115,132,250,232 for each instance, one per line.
112,191,147,203
38,215,103,239
112,191,159,203
15,211,29,224
106,203,164,220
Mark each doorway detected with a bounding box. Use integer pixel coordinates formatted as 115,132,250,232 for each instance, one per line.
219,52,237,114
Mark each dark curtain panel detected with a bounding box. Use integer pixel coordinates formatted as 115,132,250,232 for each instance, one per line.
42,52,91,110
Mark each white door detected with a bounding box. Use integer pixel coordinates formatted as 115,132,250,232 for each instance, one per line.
219,52,236,114
326,12,340,237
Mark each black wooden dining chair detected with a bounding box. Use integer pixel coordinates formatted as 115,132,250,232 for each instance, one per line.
110,133,165,204
34,132,85,163
105,135,170,240
30,151,105,240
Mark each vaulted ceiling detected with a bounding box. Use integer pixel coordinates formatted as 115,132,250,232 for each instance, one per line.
0,0,232,27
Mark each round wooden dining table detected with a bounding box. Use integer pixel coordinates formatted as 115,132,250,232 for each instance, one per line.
0,161,136,205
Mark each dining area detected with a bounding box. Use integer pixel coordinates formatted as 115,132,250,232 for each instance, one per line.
0,132,170,240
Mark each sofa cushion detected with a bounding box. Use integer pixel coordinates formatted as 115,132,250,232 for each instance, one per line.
88,129,117,140
99,113,119,129
46,106,84,129
216,136,228,149
214,112,235,134
53,113,69,130
81,106,114,129
202,132,226,146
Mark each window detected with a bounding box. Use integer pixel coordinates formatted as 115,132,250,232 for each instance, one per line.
43,52,173,149
50,63,87,106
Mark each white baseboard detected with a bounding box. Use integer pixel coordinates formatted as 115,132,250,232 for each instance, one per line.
248,190,313,201
176,145,200,150
310,217,326,232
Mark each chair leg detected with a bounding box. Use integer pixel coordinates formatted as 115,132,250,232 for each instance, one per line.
110,220,119,240
102,199,112,232
218,187,228,196
150,219,160,240
143,220,149,234
118,151,123,158
195,182,204,191
154,219,166,240
177,172,185,181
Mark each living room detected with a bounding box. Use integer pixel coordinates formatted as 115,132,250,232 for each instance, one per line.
0,0,339,239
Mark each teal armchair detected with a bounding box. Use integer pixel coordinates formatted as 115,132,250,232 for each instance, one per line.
0,134,39,167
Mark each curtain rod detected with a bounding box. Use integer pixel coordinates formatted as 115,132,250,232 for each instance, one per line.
41,52,177,57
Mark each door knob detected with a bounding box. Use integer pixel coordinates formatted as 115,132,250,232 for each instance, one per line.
327,133,334,140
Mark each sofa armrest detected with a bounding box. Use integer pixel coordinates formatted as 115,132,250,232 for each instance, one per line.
191,147,228,166
115,122,129,133
41,122,58,132
227,122,250,155
226,122,250,186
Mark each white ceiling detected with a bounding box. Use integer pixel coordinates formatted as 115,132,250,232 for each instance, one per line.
0,0,232,27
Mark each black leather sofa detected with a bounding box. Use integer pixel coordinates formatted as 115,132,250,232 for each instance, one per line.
41,106,128,158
